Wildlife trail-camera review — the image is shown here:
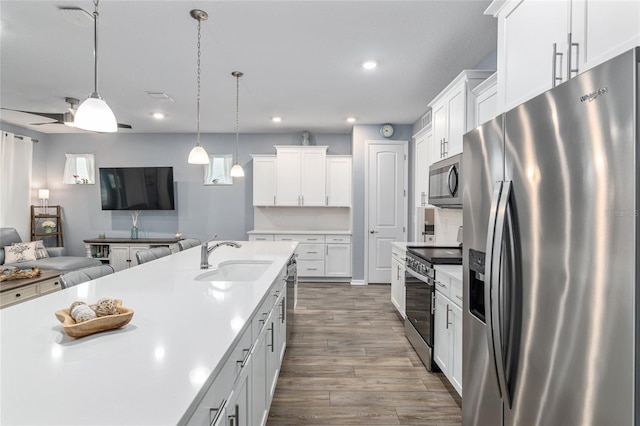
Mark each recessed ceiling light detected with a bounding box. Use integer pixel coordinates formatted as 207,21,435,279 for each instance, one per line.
362,60,378,70
152,112,165,119
347,117,356,123
272,117,282,123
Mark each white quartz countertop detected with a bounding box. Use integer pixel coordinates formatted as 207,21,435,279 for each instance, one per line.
391,241,437,250
435,264,463,282
248,229,352,235
0,241,297,425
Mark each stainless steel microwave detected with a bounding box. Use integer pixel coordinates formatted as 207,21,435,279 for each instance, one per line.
428,153,462,208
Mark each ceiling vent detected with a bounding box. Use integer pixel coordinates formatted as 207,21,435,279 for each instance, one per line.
145,92,175,103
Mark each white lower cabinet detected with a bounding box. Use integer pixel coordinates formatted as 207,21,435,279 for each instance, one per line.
390,244,406,318
252,233,351,279
186,279,287,426
433,269,462,397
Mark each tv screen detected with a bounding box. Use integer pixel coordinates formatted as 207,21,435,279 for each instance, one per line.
99,167,175,210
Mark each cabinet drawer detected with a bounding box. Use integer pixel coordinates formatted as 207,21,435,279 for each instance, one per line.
297,260,324,276
0,284,38,308
38,276,62,294
391,246,406,265
248,235,275,241
275,234,325,243
325,235,351,244
296,244,324,260
252,282,284,339
435,273,451,299
450,277,462,308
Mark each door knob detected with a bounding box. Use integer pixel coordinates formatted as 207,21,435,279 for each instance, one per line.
369,230,378,234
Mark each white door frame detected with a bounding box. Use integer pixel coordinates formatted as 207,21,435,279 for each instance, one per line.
364,139,408,285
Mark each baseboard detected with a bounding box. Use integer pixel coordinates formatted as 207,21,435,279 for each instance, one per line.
350,279,366,285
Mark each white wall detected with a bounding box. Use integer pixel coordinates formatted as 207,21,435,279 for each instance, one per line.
1,121,351,256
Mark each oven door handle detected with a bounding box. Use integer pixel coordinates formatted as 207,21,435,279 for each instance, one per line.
406,267,432,284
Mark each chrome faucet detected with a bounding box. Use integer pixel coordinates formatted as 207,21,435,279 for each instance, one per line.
200,235,242,269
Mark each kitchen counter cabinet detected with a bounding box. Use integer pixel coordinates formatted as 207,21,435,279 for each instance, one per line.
390,243,407,318
434,264,463,396
0,241,297,425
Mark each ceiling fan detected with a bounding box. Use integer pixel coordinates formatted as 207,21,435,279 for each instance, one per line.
3,97,132,130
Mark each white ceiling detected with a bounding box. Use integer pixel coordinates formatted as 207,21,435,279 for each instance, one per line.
0,0,497,135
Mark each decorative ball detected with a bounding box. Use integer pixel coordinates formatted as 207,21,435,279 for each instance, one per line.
93,297,119,317
69,301,87,313
74,309,97,323
71,304,96,323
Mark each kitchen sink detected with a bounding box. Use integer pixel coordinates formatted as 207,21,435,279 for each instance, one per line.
195,260,272,282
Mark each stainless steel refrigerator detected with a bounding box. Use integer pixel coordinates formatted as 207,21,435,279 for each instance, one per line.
462,47,638,425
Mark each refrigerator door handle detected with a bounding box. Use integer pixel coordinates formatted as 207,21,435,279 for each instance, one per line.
492,180,513,406
484,181,504,398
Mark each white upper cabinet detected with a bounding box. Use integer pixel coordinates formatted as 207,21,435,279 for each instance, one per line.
275,146,327,206
472,72,498,127
489,0,640,112
429,70,494,161
252,155,277,206
326,156,352,207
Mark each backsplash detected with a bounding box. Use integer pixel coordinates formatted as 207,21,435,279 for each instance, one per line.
435,208,463,246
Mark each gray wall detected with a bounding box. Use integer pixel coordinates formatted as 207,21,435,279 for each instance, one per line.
1,122,350,256
351,124,413,282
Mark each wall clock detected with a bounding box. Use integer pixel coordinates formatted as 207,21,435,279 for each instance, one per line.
379,123,394,138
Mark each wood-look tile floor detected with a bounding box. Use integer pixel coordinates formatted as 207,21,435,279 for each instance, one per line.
267,282,462,426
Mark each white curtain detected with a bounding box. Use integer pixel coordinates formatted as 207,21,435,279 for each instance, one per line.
0,130,33,241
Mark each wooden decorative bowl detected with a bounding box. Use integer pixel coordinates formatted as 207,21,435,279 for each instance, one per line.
0,266,41,282
55,299,134,338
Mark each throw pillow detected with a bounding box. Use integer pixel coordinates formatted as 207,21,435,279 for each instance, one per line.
4,243,37,264
33,240,49,259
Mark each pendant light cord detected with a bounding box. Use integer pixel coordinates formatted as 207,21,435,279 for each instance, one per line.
235,73,240,161
92,0,99,94
196,17,202,145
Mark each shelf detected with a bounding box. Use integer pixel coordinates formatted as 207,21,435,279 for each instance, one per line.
30,205,63,247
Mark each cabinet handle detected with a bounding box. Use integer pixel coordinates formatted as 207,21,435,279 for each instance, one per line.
273,195,276,205
307,251,318,254
280,298,285,323
397,265,400,280
326,195,329,206
308,268,318,271
443,139,448,157
455,295,463,302
301,195,304,205
567,32,579,79
15,293,21,298
431,292,436,315
209,399,227,426
552,42,564,87
326,245,329,256
268,322,274,352
446,304,452,329
237,348,251,368
228,403,240,426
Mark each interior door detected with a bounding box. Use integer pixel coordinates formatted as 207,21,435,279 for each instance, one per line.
366,142,407,283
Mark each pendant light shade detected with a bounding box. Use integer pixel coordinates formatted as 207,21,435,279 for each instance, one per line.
188,144,210,164
230,71,244,177
75,93,117,132
75,0,117,133
230,163,244,177
188,9,210,165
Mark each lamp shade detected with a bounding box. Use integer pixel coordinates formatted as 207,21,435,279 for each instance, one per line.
38,189,49,200
230,163,244,177
188,145,210,164
74,94,117,133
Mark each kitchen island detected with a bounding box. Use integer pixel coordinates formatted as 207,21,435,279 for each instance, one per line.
0,241,297,425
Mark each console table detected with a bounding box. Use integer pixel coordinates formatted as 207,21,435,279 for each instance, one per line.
84,238,182,272
0,269,63,308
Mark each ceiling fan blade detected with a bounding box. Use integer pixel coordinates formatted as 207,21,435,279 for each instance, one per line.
3,109,65,122
31,121,63,126
117,122,132,129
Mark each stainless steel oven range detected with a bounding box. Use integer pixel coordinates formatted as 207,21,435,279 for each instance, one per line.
405,246,462,371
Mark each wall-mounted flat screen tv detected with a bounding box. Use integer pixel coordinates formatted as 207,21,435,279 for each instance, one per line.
99,167,175,210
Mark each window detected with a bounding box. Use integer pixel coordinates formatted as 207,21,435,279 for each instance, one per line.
63,153,95,184
203,154,233,185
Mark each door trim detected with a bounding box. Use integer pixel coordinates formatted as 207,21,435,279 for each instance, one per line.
364,139,408,285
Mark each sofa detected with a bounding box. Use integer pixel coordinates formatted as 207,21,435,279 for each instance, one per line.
1,227,102,271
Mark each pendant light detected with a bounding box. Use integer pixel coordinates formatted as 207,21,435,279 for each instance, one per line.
74,0,117,133
229,71,244,177
187,9,210,165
